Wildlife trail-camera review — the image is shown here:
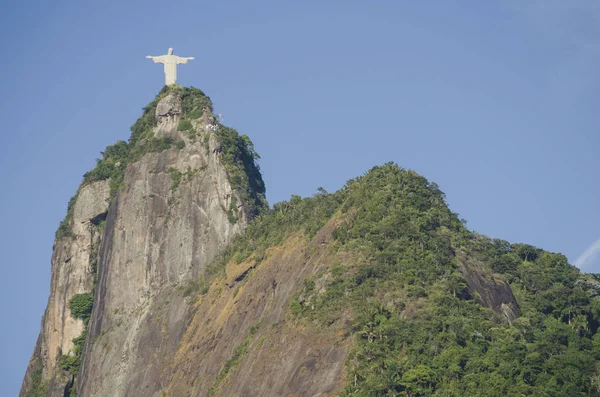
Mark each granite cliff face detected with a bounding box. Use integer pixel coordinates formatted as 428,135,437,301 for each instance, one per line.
21,181,110,396
78,108,249,396
21,86,266,397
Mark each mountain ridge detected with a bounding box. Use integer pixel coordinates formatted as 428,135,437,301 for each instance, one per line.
21,86,600,397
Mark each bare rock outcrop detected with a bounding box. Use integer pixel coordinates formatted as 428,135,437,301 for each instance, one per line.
456,250,520,323
20,181,110,396
165,233,349,397
76,93,250,397
155,92,182,140
20,88,254,397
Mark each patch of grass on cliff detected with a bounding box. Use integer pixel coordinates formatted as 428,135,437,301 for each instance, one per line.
26,367,48,397
227,196,238,224
55,193,79,240
177,119,193,134
181,277,209,298
83,135,175,197
206,321,261,396
168,167,182,191
207,187,342,277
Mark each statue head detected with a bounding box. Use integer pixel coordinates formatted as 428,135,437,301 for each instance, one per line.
168,48,174,55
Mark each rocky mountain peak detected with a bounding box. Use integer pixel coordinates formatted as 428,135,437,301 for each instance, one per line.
21,86,265,397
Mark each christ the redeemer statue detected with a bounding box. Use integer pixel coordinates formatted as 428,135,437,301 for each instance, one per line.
146,48,194,85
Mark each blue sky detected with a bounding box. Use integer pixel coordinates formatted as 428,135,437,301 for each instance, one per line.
1,1,599,394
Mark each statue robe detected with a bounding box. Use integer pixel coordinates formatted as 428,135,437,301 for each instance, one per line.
150,55,192,85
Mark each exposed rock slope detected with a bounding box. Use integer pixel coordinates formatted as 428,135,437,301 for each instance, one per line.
20,181,110,396
78,99,251,397
21,86,265,397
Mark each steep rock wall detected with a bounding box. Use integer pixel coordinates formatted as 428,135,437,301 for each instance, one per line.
77,92,250,397
20,181,110,396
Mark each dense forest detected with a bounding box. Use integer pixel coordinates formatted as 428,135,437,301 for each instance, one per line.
212,162,600,396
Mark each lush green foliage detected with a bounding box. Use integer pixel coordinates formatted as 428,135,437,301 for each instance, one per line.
212,126,267,216
177,119,194,133
168,167,182,191
55,194,78,239
210,162,600,396
207,187,341,276
68,293,94,324
82,134,176,198
57,85,265,239
181,86,212,119
61,293,93,393
26,368,48,397
59,330,87,374
82,140,131,198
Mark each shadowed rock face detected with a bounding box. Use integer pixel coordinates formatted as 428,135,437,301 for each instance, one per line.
457,251,520,324
20,181,110,397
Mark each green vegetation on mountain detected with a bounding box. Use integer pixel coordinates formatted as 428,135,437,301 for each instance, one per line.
55,194,78,239
56,85,265,240
56,293,94,395
59,330,87,375
212,162,600,396
43,85,599,396
68,293,94,325
211,125,266,216
206,321,262,396
25,367,48,397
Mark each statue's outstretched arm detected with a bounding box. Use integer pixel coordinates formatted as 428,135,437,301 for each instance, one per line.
146,56,163,63
176,56,195,64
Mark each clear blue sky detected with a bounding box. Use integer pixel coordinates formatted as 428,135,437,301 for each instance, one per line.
1,1,599,394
